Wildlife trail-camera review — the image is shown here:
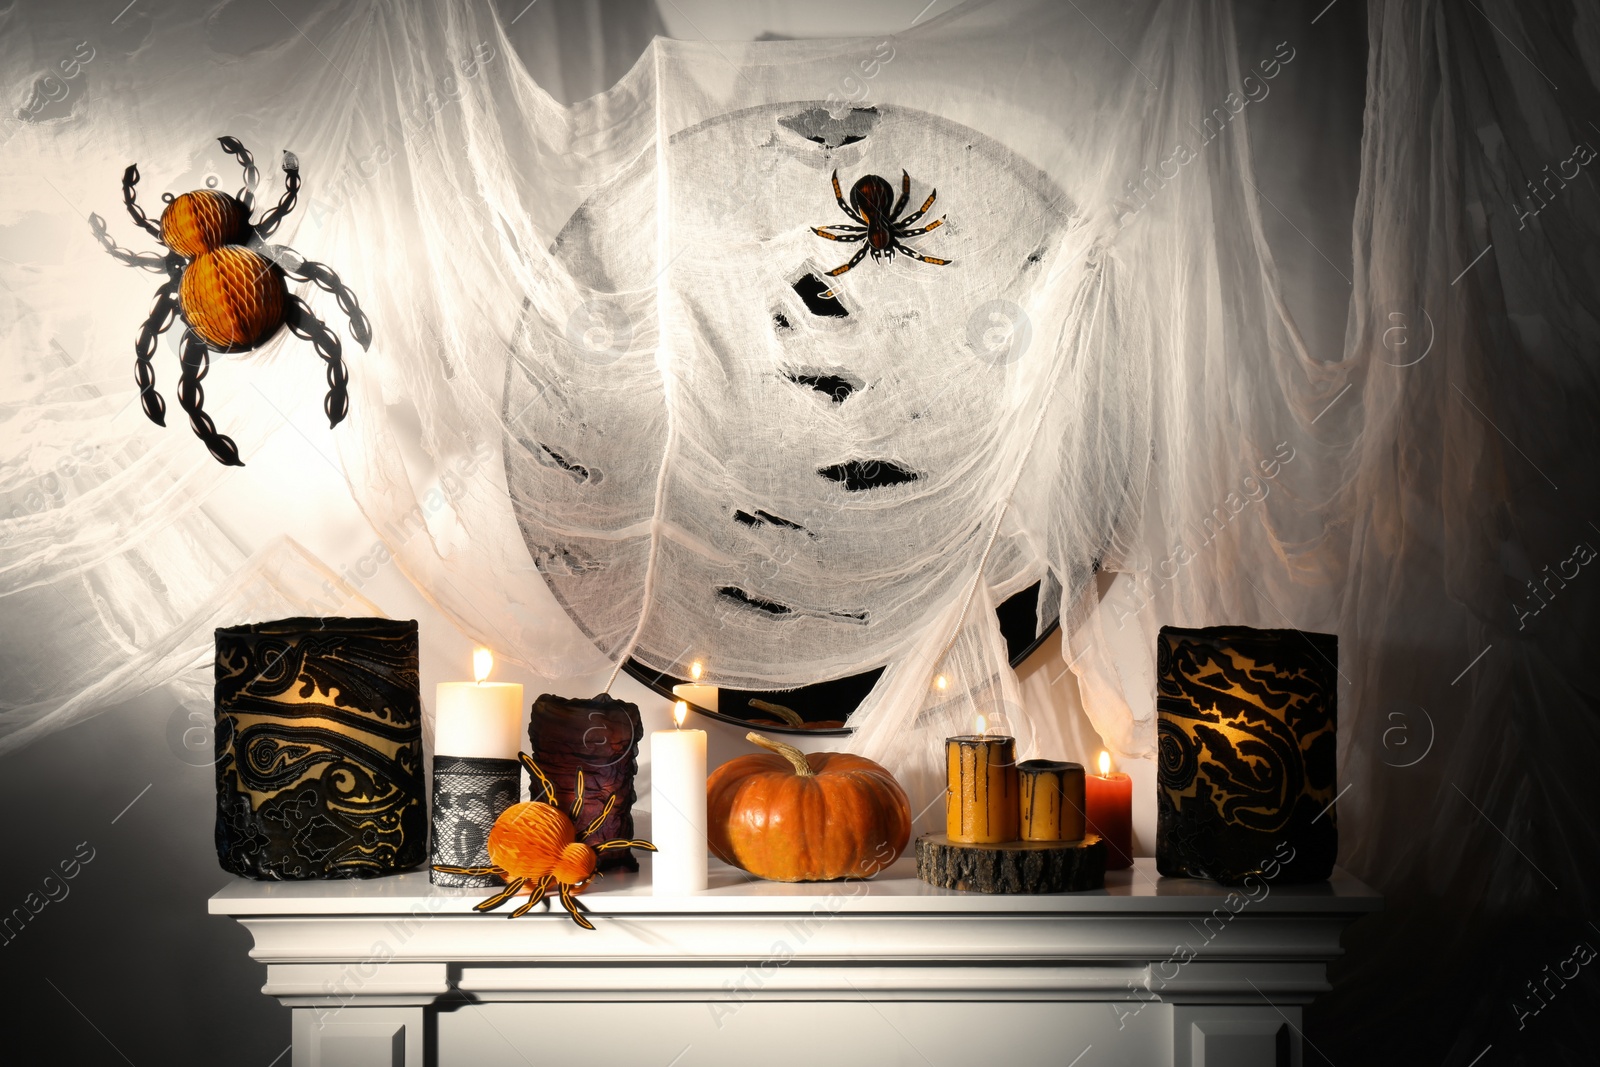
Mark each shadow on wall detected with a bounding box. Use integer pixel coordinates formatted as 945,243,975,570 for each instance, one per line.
0,689,286,1063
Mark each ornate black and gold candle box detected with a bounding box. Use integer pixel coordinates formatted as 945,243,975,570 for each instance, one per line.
213,617,426,879
1156,625,1338,884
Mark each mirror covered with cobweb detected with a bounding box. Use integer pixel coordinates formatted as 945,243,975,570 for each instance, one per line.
505,101,1074,735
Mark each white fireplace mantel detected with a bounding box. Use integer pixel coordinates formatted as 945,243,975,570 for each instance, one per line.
211,856,1379,1067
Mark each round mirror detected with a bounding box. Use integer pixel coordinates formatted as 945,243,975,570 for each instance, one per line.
505,102,1073,736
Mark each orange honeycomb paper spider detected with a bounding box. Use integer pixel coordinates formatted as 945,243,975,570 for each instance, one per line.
433,753,655,929
90,136,370,466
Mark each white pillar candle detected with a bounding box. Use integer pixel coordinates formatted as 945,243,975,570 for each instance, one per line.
434,648,524,759
650,700,708,893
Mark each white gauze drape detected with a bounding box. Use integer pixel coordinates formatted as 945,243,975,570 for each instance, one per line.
0,0,1333,809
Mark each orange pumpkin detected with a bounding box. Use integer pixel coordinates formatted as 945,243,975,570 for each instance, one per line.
707,732,912,882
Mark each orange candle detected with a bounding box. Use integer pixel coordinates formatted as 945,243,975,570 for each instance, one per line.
1018,759,1086,842
946,731,1020,844
1085,750,1133,869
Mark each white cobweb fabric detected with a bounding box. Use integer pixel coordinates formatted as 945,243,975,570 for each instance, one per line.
1,0,1586,869
0,0,1221,797
0,0,1331,821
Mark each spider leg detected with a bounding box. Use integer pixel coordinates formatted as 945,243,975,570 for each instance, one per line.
824,244,870,278
218,136,260,213
521,753,558,806
583,794,618,838
891,169,910,220
899,188,939,227
177,329,244,466
88,214,169,271
895,217,945,238
897,247,952,267
594,839,657,853
570,768,586,820
558,884,596,931
812,227,866,243
431,864,500,877
282,294,350,429
831,170,866,225
476,876,528,913
134,279,182,427
253,150,301,240
121,164,163,239
281,255,372,350
510,875,554,918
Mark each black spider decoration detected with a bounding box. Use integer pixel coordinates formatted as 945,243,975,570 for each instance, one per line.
89,136,370,466
810,168,952,277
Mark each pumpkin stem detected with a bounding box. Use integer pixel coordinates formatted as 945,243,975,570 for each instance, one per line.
745,731,816,777
748,698,805,727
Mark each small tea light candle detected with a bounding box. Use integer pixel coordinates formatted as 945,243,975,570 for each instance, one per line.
650,700,708,893
1085,750,1133,869
1018,759,1086,842
945,718,1020,844
434,648,524,759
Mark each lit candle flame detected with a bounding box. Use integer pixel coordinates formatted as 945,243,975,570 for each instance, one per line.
674,700,689,728
690,661,704,681
976,714,987,736
935,674,949,690
473,647,493,684
1098,750,1112,776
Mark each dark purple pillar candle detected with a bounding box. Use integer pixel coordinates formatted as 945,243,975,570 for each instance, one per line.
528,693,644,872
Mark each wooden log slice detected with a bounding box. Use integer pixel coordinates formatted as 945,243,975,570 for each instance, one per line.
914,833,1106,893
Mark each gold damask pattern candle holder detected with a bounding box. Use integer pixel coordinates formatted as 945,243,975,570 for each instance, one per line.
213,617,426,879
1156,624,1338,884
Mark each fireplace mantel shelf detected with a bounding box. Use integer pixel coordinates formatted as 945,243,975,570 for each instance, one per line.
212,856,1379,1067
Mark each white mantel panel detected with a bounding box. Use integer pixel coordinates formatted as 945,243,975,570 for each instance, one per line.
439,1000,1170,1067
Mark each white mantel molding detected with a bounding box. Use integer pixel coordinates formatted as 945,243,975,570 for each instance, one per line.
213,857,1380,1067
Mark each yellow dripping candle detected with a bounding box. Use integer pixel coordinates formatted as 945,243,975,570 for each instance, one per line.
1017,759,1086,842
945,725,1020,844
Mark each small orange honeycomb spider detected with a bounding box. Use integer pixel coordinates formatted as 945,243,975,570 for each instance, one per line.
433,753,655,929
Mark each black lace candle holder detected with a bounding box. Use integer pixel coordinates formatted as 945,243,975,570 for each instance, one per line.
430,756,522,887
213,617,426,880
1156,625,1339,884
